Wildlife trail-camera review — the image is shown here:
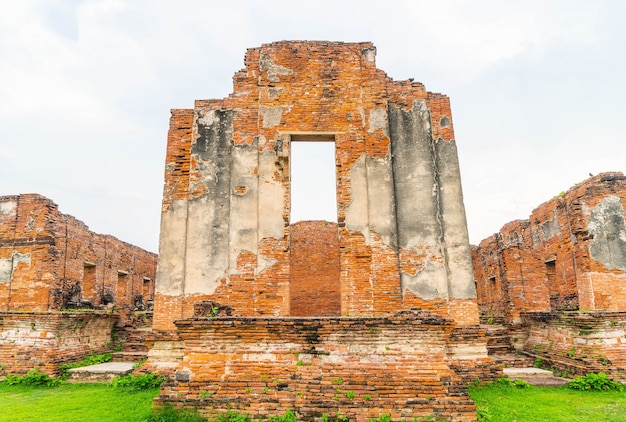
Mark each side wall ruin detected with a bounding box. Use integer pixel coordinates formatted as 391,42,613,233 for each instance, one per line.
0,194,157,315
0,194,158,375
472,172,626,378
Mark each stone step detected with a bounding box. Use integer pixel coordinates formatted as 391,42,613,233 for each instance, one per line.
66,362,135,383
503,367,570,387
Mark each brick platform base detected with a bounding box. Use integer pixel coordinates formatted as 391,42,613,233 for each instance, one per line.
155,311,495,421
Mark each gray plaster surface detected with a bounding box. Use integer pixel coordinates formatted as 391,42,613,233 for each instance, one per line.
68,362,134,375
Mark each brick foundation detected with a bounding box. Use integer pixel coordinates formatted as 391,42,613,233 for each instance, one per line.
156,313,492,421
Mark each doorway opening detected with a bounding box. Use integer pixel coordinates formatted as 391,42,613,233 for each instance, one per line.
288,134,341,316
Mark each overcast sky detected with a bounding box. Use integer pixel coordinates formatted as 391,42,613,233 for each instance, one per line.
1,1,625,253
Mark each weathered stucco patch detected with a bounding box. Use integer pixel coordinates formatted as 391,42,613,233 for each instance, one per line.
368,108,388,136
155,199,188,296
401,258,447,300
258,149,285,241
588,196,626,270
0,252,31,283
0,200,16,216
260,53,293,82
346,154,369,239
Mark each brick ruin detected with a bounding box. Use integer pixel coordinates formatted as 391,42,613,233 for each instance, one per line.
472,172,626,379
149,41,494,421
0,193,157,376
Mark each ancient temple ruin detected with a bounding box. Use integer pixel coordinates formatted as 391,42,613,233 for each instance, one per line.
150,41,493,421
0,194,157,376
472,172,626,379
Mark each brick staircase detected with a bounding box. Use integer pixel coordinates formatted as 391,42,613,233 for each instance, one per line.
112,326,153,362
484,324,534,368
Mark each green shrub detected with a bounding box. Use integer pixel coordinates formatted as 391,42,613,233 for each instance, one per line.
112,373,166,391
2,368,60,387
495,377,531,388
215,411,252,422
269,410,297,422
568,373,624,391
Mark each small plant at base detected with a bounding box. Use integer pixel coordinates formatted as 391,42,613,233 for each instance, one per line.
331,377,343,385
363,394,372,401
2,368,60,387
496,377,531,388
147,405,207,422
215,411,252,422
112,373,166,391
568,373,624,391
344,390,355,400
269,410,297,422
476,407,493,421
534,358,544,368
336,412,348,422
263,386,269,394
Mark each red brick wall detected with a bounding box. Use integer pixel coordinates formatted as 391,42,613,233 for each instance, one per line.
290,221,340,316
0,194,157,321
472,172,626,323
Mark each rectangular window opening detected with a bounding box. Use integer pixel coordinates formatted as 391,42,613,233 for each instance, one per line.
290,136,337,223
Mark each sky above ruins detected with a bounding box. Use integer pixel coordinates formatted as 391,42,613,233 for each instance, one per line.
1,1,625,253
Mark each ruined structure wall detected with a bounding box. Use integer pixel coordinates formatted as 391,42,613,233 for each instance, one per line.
154,41,477,330
472,172,626,323
0,194,157,314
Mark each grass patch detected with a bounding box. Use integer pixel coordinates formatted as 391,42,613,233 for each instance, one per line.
470,380,626,421
2,377,626,421
0,382,159,421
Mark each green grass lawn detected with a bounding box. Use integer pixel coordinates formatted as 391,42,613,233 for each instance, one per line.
2,381,626,421
469,382,626,422
0,383,159,422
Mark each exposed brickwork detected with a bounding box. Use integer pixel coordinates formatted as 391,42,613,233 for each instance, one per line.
290,221,340,316
0,194,157,319
472,172,626,323
0,312,118,376
156,313,493,422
